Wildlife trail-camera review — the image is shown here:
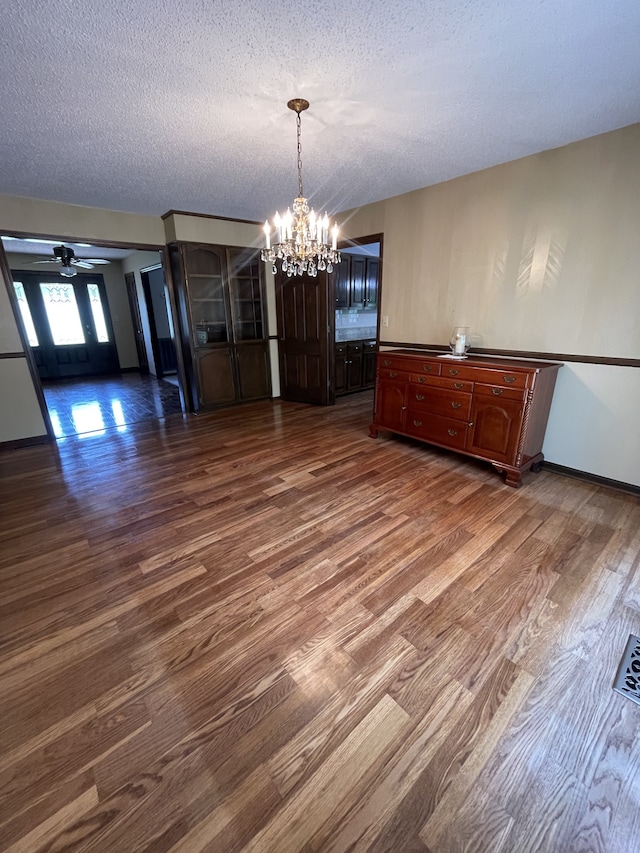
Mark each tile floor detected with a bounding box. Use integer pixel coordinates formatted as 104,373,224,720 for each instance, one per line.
42,373,183,439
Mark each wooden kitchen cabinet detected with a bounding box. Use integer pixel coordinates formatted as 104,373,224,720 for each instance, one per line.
334,339,377,396
333,255,350,309
333,255,379,309
168,242,270,412
370,350,561,487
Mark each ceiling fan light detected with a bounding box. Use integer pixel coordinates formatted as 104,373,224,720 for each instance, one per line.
59,264,77,277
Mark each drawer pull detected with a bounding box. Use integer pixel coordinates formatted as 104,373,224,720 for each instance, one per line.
422,365,433,373
492,388,504,396
503,375,517,384
415,394,425,401
449,369,460,376
413,419,423,427
383,359,392,367
389,371,398,378
447,428,457,436
451,401,462,409
453,382,465,389
416,376,427,383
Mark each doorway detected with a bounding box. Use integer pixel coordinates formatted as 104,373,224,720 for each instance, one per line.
13,271,119,379
3,236,186,438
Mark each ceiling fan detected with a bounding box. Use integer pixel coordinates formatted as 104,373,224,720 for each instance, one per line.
30,245,110,277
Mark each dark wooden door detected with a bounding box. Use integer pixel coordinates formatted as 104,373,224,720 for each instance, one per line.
276,271,331,405
125,272,149,374
350,257,366,308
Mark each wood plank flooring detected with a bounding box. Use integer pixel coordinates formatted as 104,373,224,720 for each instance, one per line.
1,392,639,852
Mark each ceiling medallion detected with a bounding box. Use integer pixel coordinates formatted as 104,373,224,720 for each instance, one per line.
261,99,341,278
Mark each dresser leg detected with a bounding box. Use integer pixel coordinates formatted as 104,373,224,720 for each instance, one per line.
504,469,523,488
492,463,523,488
369,424,379,438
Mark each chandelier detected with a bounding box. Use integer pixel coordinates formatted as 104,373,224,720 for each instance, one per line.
261,99,341,278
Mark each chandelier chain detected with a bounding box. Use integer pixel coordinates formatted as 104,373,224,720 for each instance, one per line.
296,110,304,198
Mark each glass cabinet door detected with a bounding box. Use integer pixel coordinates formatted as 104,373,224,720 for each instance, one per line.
227,249,264,341
185,246,229,344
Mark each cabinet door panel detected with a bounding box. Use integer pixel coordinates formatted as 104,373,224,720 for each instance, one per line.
347,354,363,391
196,347,236,408
362,348,376,387
365,258,379,308
350,257,366,307
236,342,270,400
333,256,350,309
467,396,523,463
376,381,407,432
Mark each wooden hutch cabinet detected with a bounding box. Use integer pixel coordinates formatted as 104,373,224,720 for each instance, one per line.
370,350,561,487
168,242,270,412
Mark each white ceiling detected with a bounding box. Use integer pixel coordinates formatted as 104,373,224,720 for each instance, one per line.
1,0,639,224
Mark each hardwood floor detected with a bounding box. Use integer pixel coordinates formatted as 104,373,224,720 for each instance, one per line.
1,391,639,852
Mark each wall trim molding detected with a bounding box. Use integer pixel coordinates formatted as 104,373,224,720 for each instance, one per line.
0,433,51,451
544,462,639,496
161,209,260,226
2,229,164,251
0,351,26,359
378,341,640,368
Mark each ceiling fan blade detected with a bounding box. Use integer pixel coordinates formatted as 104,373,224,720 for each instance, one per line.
28,258,60,264
81,258,110,265
73,260,95,269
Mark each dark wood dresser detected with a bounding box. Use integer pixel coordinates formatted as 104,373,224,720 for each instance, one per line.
370,350,561,487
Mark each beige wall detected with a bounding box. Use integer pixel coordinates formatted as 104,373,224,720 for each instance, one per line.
339,124,640,485
0,194,164,246
341,124,640,359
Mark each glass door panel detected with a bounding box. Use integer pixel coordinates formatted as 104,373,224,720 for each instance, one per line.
39,282,85,345
87,283,110,342
12,281,39,346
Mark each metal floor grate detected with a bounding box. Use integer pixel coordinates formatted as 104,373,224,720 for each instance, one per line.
613,634,640,706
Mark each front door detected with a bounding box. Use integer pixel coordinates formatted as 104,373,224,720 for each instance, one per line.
12,271,119,379
275,271,332,404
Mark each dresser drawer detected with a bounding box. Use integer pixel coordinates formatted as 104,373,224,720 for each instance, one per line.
474,383,526,402
379,354,440,376
408,387,472,420
406,411,468,450
439,364,529,389
412,374,474,393
379,367,411,382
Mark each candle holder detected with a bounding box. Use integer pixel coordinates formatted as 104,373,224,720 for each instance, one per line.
449,326,470,358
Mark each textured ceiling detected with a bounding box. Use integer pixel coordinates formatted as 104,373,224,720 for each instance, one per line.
1,0,639,223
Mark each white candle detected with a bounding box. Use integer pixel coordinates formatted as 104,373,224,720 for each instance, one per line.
454,335,466,355
263,220,271,250
274,211,282,244
331,223,338,250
